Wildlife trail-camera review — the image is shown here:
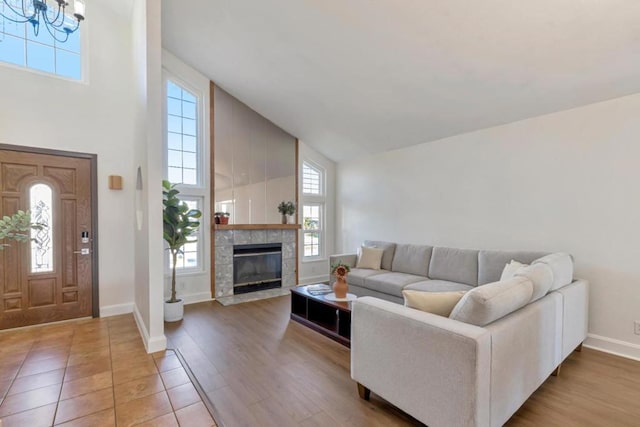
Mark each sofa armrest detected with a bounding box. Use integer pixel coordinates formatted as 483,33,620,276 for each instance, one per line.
329,253,357,274
351,297,491,427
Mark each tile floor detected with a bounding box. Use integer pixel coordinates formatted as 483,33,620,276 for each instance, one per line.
0,315,216,427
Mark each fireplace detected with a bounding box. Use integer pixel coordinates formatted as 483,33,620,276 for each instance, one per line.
233,243,282,294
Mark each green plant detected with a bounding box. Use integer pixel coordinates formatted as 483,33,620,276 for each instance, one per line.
0,210,42,250
277,201,296,216
162,180,202,303
331,260,351,277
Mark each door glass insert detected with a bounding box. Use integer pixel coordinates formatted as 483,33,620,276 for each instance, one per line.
30,183,53,273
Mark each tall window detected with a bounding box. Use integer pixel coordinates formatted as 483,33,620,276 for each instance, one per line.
166,80,199,186
164,77,203,271
0,4,82,80
168,198,201,270
303,162,321,195
302,161,324,259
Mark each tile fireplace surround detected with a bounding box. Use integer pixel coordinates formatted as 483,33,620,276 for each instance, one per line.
214,227,297,305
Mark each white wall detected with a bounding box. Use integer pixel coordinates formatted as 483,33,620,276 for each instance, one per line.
336,93,640,359
0,2,136,316
132,0,166,352
299,142,336,284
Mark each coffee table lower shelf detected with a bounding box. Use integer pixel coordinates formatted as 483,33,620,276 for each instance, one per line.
290,286,352,348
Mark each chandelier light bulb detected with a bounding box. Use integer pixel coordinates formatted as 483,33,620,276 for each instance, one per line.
74,0,85,21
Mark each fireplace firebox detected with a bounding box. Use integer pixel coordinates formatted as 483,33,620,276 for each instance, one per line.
233,243,282,294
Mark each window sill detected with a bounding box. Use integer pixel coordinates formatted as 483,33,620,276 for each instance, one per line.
301,258,327,264
165,269,206,278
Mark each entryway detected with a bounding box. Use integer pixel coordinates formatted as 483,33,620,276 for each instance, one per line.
0,145,98,330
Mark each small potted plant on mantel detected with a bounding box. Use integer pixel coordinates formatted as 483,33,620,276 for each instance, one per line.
214,212,230,225
277,201,296,224
162,180,202,322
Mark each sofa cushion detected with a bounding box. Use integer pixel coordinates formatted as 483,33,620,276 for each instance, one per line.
449,277,534,326
500,260,528,281
478,250,547,285
348,268,387,287
356,246,384,270
403,290,466,317
364,240,396,271
404,280,474,293
532,252,574,291
429,247,479,286
363,272,426,298
391,244,433,277
514,263,554,302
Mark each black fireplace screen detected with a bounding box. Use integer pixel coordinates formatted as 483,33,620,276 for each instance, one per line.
233,243,282,294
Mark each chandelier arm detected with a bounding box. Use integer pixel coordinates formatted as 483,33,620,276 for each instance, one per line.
42,14,70,43
1,0,37,23
0,11,32,23
43,2,65,28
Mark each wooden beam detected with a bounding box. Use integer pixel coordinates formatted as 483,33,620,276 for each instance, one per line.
210,81,216,299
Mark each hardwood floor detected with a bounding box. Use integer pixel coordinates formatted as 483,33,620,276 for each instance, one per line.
166,296,640,427
0,314,215,426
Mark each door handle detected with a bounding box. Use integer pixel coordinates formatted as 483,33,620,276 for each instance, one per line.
73,248,91,255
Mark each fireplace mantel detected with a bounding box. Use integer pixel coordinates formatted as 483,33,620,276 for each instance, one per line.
214,224,301,230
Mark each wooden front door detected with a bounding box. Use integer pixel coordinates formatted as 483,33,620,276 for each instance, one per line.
0,149,94,329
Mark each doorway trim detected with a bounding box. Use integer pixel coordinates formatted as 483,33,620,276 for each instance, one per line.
0,143,100,317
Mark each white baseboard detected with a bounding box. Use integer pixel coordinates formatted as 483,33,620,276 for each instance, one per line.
100,303,133,318
298,274,329,285
584,333,640,362
181,292,213,305
133,304,167,354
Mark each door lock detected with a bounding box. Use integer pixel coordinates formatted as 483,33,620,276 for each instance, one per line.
73,248,90,255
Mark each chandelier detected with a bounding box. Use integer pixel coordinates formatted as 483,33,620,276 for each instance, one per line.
0,0,85,43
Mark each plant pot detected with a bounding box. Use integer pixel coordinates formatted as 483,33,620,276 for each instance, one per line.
164,299,184,322
281,214,287,224
220,216,229,225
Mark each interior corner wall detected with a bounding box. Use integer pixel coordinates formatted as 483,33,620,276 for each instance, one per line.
0,2,136,317
336,93,640,359
298,142,336,284
132,0,165,352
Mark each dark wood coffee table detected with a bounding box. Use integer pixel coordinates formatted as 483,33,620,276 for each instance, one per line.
290,285,352,347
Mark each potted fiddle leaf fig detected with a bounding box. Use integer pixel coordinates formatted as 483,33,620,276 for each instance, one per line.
162,180,202,322
0,210,42,249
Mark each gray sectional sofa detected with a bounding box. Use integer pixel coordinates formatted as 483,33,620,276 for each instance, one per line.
329,240,589,427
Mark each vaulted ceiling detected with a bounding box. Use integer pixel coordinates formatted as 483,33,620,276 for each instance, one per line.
162,0,640,161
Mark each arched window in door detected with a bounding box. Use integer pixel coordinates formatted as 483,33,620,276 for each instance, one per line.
29,183,53,273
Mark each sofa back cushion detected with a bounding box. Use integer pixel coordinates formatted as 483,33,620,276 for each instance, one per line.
364,240,396,271
449,277,534,326
514,263,554,302
478,250,547,285
532,252,574,291
391,244,432,277
429,247,479,286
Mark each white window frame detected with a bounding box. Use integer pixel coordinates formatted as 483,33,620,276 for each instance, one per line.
302,202,324,260
301,160,326,262
302,161,323,196
162,71,207,274
0,6,89,83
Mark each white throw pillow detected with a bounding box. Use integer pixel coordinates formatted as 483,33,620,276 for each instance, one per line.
356,246,384,270
500,260,528,281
